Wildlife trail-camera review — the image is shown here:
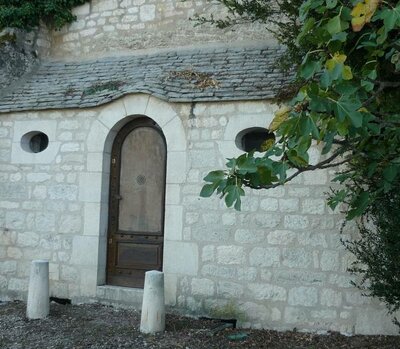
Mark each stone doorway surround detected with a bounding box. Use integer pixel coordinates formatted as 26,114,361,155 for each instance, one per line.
76,93,195,307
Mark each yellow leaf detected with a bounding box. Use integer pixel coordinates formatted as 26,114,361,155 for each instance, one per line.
326,58,336,71
342,65,353,80
351,2,365,17
351,0,380,32
351,15,366,32
260,137,275,152
269,105,291,131
365,0,380,22
325,53,347,71
334,53,347,64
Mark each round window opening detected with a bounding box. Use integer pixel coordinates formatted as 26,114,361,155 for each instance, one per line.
21,131,49,153
235,127,275,152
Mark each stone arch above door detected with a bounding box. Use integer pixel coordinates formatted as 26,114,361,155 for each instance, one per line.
82,94,195,295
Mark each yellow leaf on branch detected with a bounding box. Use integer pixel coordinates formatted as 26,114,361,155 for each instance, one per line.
260,137,276,152
269,105,291,131
351,0,381,32
326,53,347,71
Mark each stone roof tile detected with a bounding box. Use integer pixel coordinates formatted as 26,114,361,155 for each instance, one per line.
0,45,293,113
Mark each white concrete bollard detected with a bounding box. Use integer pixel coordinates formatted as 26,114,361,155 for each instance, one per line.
140,270,165,334
26,259,49,319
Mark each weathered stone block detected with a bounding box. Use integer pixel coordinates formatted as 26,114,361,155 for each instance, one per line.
201,265,236,279
17,232,39,247
311,309,337,320
282,248,313,269
248,283,286,301
5,211,25,229
48,184,78,201
217,246,245,265
302,199,326,215
164,241,198,275
320,250,339,271
267,230,296,245
260,198,278,211
217,281,244,298
321,289,342,307
284,215,309,230
140,4,156,21
59,215,82,234
8,278,28,292
284,306,309,324
288,287,318,306
35,212,56,232
0,260,17,274
249,247,280,267
191,278,214,296
237,267,257,282
201,245,214,262
234,229,264,244
279,198,299,212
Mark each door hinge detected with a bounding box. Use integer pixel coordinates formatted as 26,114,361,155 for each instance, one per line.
108,238,113,244
112,158,116,165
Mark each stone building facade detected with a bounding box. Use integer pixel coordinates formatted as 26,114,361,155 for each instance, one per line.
0,0,397,336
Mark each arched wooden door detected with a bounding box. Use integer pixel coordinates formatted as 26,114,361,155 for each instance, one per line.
106,117,166,288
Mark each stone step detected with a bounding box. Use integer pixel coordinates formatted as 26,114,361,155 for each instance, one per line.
96,285,143,309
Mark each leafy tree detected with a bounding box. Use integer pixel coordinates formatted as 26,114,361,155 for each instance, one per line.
345,183,400,325
198,0,400,325
0,0,89,31
199,0,400,220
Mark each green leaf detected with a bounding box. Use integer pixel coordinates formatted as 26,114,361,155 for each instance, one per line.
333,98,363,127
224,185,244,209
361,80,375,91
224,185,236,207
272,162,288,182
234,195,242,211
326,15,343,35
226,158,236,169
347,191,370,219
287,149,309,168
236,154,258,174
297,17,316,43
300,59,321,79
200,183,217,198
331,31,347,42
322,132,335,154
328,189,347,210
203,170,225,182
326,0,337,9
383,165,398,183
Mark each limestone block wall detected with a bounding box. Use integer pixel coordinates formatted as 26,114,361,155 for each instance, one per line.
50,0,271,58
0,95,397,335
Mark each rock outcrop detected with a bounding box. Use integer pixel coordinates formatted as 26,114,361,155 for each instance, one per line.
0,28,40,91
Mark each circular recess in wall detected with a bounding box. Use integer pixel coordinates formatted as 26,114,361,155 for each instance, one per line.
235,127,275,152
21,131,49,153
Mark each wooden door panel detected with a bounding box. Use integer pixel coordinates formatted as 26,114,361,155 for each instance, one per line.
116,242,162,269
119,127,165,233
106,118,166,288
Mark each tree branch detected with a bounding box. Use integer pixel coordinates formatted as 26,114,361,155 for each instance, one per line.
243,150,349,190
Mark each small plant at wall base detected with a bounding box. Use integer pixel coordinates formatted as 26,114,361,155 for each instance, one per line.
0,0,89,31
198,0,400,326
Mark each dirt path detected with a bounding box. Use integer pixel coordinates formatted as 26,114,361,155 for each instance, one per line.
0,301,399,349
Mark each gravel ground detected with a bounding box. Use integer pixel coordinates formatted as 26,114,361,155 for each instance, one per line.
1,301,399,349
